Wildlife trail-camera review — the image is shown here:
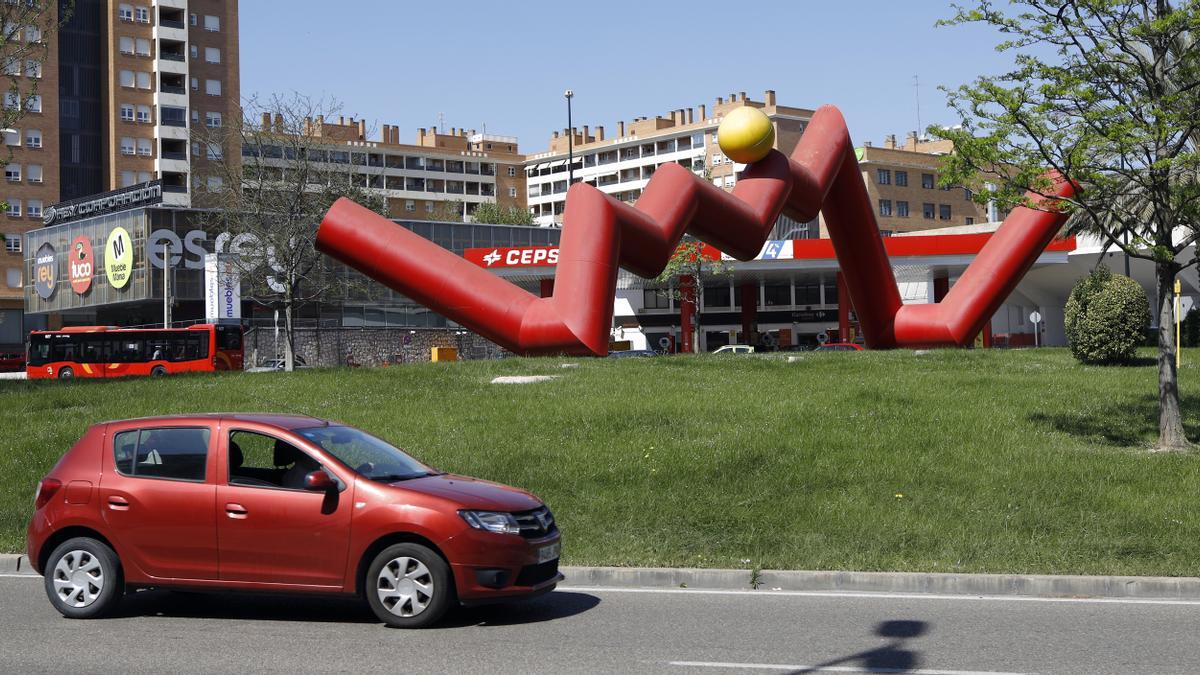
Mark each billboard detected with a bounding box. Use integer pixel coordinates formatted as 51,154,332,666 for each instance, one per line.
204,254,241,322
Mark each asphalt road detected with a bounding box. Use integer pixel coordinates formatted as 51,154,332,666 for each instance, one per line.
2,575,1200,674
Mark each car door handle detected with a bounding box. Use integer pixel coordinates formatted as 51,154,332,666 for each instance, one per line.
107,496,130,511
225,503,248,519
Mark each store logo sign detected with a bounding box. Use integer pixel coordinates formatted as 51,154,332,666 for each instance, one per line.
106,226,133,289
466,246,560,268
33,242,56,300
69,235,94,294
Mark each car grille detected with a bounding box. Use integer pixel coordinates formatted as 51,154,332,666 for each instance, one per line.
515,559,559,587
513,506,556,539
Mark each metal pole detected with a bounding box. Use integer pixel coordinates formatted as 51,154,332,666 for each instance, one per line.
163,242,170,328
1176,278,1182,370
565,89,574,185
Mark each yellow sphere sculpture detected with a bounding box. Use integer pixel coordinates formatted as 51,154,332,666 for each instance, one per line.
717,107,776,164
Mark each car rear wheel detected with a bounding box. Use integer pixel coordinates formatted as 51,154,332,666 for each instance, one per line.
58,366,73,379
365,543,453,628
43,537,123,619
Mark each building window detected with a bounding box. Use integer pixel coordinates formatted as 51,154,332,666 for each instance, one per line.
877,169,890,185
6,199,19,216
135,6,149,23
763,284,792,307
119,36,134,54
405,200,415,212
120,171,135,187
507,166,515,177
190,77,198,91
207,176,223,191
895,170,908,187
643,289,670,310
120,104,134,121
205,112,221,128
897,201,909,217
966,217,975,225
206,143,222,160
24,59,40,78
136,105,151,123
137,138,152,156
205,47,220,64
189,12,197,25
120,137,135,155
136,71,150,89
6,268,20,287
27,164,41,183
921,173,935,189
138,171,151,183
118,4,133,21
136,38,151,57
205,79,221,96
2,129,17,146
5,233,20,252
704,284,731,308
425,202,434,213
879,199,892,217
25,129,40,148
3,92,17,110
24,26,40,42
3,58,18,76
203,15,219,31
508,187,517,198
5,164,19,182
27,199,41,217
189,44,198,59
923,202,935,219
963,188,974,201
191,109,199,124
939,204,952,220
119,69,134,87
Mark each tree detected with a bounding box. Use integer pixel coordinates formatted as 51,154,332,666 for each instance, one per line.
936,1,1200,450
428,199,465,222
0,2,67,170
1065,265,1152,363
193,93,386,371
655,239,731,352
471,201,534,226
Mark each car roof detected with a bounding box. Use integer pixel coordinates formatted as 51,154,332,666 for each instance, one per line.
100,413,332,431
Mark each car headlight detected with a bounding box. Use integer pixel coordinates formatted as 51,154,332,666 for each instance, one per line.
459,510,521,535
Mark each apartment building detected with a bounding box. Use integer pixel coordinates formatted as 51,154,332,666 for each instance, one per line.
249,114,527,220
524,90,813,231
857,133,992,235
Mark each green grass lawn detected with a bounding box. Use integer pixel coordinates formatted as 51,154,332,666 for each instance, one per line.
3,348,1200,576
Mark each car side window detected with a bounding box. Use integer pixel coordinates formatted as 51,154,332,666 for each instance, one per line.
113,427,210,481
228,430,324,490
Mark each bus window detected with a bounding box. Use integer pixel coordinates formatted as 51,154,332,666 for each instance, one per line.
217,326,242,351
28,337,50,366
51,337,79,362
113,339,142,362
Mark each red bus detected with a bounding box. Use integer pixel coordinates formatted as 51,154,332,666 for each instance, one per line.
26,324,244,379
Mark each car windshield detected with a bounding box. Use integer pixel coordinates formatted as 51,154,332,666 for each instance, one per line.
296,425,436,482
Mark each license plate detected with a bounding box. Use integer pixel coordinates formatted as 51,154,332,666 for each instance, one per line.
537,542,560,564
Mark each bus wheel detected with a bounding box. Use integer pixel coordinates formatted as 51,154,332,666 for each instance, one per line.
58,367,73,379
150,366,167,377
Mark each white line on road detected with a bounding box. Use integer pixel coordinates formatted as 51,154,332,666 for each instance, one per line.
669,660,1032,675
0,574,37,578
561,585,1200,606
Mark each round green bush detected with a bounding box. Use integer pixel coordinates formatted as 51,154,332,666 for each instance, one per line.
1064,266,1151,364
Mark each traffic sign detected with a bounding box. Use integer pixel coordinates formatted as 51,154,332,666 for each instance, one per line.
1181,296,1194,318
1029,310,1042,324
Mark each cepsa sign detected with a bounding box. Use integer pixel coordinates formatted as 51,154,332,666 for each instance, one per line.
465,246,560,268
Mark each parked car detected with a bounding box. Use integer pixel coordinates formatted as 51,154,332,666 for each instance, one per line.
712,344,755,354
815,342,864,352
246,355,309,372
0,351,24,372
27,414,562,628
608,349,657,358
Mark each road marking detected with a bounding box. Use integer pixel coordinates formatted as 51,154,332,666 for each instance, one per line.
669,660,1031,675
0,574,38,578
560,585,1200,606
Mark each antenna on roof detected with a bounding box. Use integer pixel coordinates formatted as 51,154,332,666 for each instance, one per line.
438,112,445,133
913,75,922,141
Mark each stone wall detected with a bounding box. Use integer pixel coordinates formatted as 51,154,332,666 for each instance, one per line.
243,327,507,368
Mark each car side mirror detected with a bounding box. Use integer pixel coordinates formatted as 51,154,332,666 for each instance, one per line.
304,470,335,492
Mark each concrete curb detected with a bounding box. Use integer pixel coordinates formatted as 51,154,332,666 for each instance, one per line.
560,566,1200,600
0,554,29,574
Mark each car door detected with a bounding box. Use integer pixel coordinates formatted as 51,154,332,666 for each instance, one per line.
215,428,352,588
98,423,220,580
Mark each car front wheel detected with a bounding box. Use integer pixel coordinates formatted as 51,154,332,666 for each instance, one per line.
365,543,453,628
43,537,123,619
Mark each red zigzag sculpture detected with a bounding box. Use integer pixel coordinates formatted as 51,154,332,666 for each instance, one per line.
316,105,1074,356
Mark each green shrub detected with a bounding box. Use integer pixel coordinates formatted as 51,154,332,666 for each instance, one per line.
1064,265,1151,364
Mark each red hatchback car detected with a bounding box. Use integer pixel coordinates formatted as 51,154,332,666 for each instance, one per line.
27,414,562,627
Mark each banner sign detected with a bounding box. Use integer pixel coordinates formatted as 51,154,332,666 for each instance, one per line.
465,246,560,268
43,180,162,226
204,253,241,322
105,226,133,289
33,242,56,299
68,235,94,295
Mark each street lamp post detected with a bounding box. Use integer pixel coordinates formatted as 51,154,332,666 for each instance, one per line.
564,89,574,185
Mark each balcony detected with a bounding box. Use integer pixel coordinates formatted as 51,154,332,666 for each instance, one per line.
162,183,187,193
161,150,186,160
160,84,185,95
159,52,185,62
160,18,185,29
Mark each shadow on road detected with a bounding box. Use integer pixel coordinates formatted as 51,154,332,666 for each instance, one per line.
111,588,599,628
788,620,929,674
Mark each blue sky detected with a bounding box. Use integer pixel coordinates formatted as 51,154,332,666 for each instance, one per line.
240,1,1015,153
